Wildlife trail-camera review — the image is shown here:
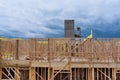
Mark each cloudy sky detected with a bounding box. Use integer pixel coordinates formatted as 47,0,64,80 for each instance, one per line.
0,0,120,38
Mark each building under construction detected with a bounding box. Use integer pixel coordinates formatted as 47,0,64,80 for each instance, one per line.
0,20,120,80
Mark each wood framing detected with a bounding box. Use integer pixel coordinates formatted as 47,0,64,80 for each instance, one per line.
0,38,120,80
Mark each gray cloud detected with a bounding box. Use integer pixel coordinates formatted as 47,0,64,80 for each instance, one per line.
0,0,120,38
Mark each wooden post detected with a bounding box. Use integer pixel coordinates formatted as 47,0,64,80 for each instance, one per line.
43,68,46,80
92,68,94,80
112,68,116,80
0,68,2,80
48,68,50,80
29,67,36,80
88,68,94,80
14,67,19,80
